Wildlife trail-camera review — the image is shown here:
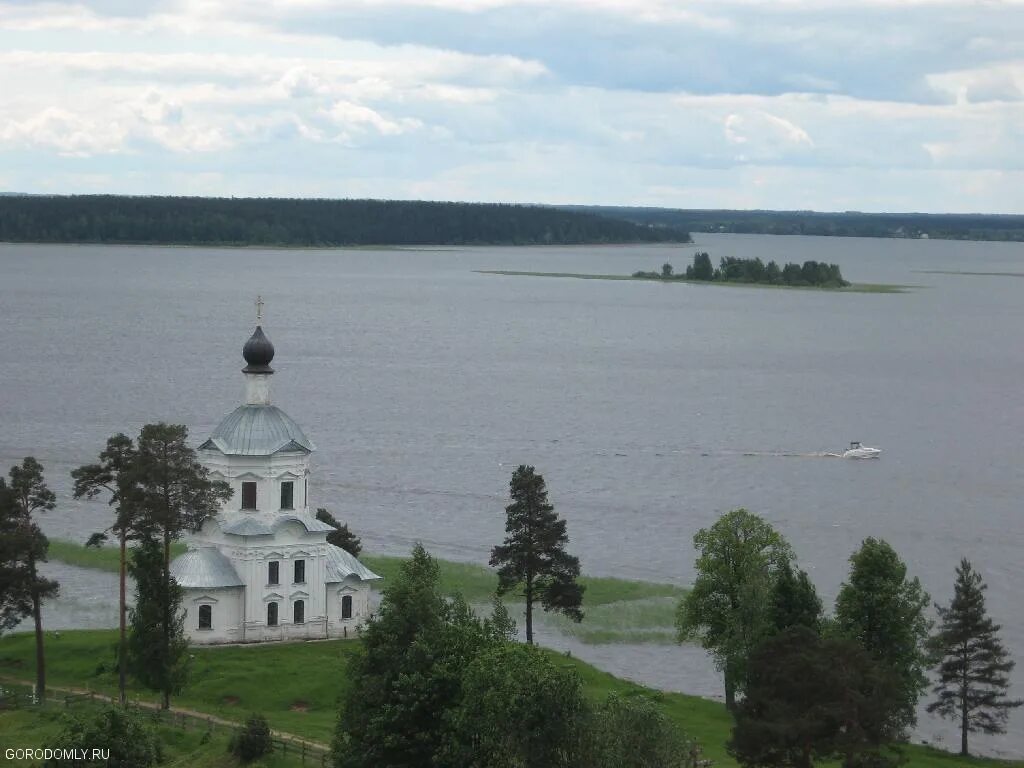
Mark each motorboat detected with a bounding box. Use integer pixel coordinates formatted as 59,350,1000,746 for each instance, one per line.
843,441,881,459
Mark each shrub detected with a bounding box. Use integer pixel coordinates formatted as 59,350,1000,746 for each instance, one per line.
45,706,162,768
231,713,273,763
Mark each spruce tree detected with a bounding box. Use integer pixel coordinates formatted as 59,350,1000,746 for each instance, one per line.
770,560,823,634
130,424,231,709
490,465,584,644
927,558,1022,756
127,537,189,707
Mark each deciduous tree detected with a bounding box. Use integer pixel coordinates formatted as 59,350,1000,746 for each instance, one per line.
490,465,584,645
445,642,585,768
835,538,931,737
676,508,792,709
582,693,697,768
927,558,1022,756
333,544,500,768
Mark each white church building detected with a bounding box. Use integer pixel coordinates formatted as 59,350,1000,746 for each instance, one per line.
170,315,380,644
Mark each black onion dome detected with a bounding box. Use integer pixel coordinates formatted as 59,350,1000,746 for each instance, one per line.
242,325,275,373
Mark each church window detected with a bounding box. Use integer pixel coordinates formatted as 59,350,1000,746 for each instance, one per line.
280,481,294,510
294,559,306,584
304,479,308,507
267,602,279,627
242,481,257,510
341,594,353,620
293,600,305,624
198,604,212,630
268,561,279,585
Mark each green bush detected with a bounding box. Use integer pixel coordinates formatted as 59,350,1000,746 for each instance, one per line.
230,713,273,763
45,706,162,768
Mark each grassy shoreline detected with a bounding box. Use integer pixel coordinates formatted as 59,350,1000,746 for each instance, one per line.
0,630,1018,767
45,539,685,631
476,269,913,293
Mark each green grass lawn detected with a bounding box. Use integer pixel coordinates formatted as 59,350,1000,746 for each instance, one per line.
475,269,912,293
0,630,1020,768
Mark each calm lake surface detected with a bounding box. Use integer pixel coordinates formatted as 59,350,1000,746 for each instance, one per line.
2,234,1023,756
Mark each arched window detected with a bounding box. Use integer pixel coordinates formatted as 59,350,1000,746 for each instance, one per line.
341,594,353,620
293,600,305,625
198,604,212,630
267,601,278,627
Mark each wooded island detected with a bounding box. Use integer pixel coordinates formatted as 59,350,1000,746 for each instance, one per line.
635,251,849,288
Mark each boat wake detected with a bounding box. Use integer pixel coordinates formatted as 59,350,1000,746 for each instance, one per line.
739,450,843,459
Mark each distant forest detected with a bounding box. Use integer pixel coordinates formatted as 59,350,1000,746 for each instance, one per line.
0,196,691,247
564,205,1024,242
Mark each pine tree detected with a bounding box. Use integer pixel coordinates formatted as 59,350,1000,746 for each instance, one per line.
7,458,59,700
490,465,584,644
316,508,362,557
72,432,143,707
927,558,1022,756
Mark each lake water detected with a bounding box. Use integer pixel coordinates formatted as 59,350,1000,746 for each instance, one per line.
2,234,1023,757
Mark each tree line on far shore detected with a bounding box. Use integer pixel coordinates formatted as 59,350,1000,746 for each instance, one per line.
635,251,849,287
0,195,691,247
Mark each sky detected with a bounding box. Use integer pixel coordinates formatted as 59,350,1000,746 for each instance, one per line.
1,0,1023,212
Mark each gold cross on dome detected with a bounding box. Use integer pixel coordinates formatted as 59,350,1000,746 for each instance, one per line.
255,295,264,323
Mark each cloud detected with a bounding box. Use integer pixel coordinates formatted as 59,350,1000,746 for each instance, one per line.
724,112,814,150
0,106,128,156
0,0,1021,211
321,99,423,139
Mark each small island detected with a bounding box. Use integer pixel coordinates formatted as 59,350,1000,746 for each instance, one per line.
635,251,849,288
478,251,911,293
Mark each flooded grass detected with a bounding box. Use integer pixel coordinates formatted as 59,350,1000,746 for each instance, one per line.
48,539,686,612
543,596,679,644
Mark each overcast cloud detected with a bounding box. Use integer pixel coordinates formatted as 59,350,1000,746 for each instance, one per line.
1,0,1022,211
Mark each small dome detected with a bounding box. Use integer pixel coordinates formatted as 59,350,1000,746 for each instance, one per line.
242,325,274,373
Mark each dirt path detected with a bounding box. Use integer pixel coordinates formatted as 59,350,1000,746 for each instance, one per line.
0,676,329,752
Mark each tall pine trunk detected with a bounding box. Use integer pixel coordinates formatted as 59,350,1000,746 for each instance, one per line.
118,529,127,707
961,669,970,756
162,527,171,710
28,551,46,701
524,579,534,645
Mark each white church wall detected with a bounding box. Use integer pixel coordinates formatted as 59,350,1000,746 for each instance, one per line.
203,451,312,515
325,579,373,638
183,586,244,645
